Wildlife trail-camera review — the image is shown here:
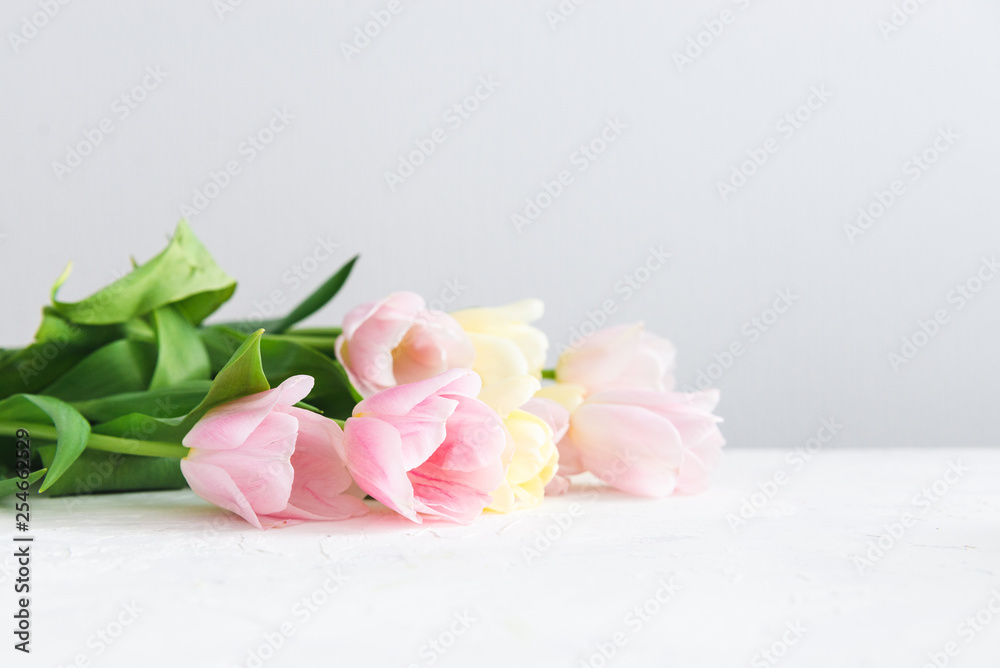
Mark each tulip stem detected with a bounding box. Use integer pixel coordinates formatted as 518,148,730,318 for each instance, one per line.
542,369,557,380
266,334,337,349
0,423,190,459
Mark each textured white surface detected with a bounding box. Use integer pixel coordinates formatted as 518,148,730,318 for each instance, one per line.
3,448,999,668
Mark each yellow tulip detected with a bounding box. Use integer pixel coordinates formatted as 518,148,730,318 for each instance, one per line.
450,299,548,387
478,376,559,512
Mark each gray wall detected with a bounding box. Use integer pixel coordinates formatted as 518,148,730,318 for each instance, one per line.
2,1,998,449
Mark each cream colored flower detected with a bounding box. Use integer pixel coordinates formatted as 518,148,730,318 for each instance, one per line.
450,299,548,387
478,376,558,512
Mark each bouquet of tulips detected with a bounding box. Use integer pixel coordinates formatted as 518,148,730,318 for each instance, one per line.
0,222,724,528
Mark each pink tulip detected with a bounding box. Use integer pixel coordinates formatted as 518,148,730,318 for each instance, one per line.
561,389,724,497
335,292,475,397
557,323,677,394
181,375,368,528
339,368,509,523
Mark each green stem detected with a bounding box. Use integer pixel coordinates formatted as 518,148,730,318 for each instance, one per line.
0,422,190,459
288,327,342,337
267,334,338,349
542,369,557,380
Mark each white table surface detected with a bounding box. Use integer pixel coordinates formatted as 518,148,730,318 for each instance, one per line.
3,448,999,668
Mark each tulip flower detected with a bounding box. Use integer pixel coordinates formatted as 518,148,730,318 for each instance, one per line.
181,375,368,528
478,376,559,513
559,389,724,497
335,292,475,397
450,299,548,387
338,369,508,523
556,323,677,394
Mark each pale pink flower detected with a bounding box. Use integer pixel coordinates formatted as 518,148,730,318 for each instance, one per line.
335,292,475,397
338,369,509,523
557,389,724,497
556,323,677,394
181,375,368,528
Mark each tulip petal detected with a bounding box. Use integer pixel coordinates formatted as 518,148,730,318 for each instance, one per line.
392,311,475,385
180,459,264,529
570,403,684,497
187,411,299,514
337,292,426,395
343,416,420,522
182,375,314,451
424,396,508,472
355,368,479,417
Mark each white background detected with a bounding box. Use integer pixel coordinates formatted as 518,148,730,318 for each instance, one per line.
2,0,999,450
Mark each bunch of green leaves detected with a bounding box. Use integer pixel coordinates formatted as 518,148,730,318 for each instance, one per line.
0,221,361,498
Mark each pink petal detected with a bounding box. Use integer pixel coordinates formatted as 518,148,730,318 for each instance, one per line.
186,411,299,514
271,407,370,520
522,397,570,442
423,395,508,472
392,310,475,385
408,466,496,523
182,375,314,451
374,394,456,470
342,416,420,522
354,368,480,417
570,402,684,497
180,459,264,529
336,292,426,395
544,473,572,496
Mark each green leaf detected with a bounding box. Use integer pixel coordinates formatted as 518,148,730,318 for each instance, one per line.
181,329,270,430
0,395,90,492
270,255,358,333
40,339,156,403
259,337,357,418
0,308,126,400
35,447,186,496
0,469,46,498
51,220,237,326
89,412,186,443
214,255,359,335
150,305,211,389
72,381,211,423
202,326,356,418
